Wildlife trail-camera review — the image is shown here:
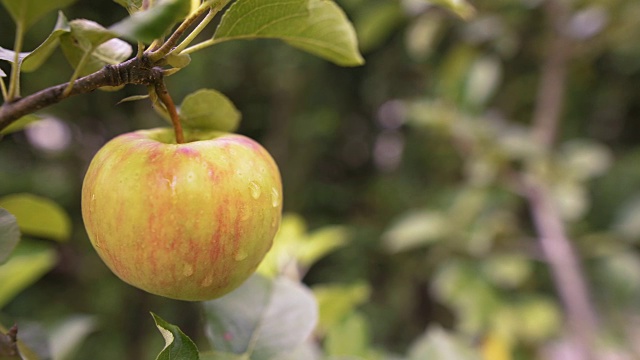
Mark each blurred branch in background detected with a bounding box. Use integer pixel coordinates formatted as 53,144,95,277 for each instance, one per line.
527,0,598,358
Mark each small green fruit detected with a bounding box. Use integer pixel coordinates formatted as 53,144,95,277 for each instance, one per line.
81,128,282,301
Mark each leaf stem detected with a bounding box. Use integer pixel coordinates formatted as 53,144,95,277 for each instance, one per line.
154,80,184,144
0,78,8,101
63,48,94,97
172,9,216,55
7,22,25,101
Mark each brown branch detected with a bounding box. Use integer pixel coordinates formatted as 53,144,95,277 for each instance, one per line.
0,56,163,132
527,0,599,358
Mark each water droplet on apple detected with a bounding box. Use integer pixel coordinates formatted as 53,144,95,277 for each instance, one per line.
234,250,248,262
183,263,194,277
201,275,213,287
249,181,261,199
271,188,280,208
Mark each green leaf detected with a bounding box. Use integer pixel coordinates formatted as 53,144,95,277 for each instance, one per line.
180,89,241,132
22,11,71,72
203,274,318,359
408,326,480,360
324,312,370,357
151,313,200,360
419,0,475,20
110,0,192,43
113,0,143,12
60,21,132,76
117,94,150,104
0,114,40,135
0,240,57,309
0,193,72,242
353,1,403,53
49,315,97,360
298,225,349,268
214,0,364,67
382,209,449,253
0,208,20,265
0,0,77,30
313,282,370,335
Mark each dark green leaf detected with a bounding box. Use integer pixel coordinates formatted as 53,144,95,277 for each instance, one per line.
110,0,192,43
22,11,71,72
203,274,318,359
0,193,72,242
0,240,57,309
0,0,77,30
151,313,199,360
0,208,20,265
180,89,241,132
214,0,364,67
0,114,40,135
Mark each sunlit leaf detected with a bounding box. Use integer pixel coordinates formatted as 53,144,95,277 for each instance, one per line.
382,209,449,253
151,313,199,360
49,315,97,360
0,194,72,242
203,274,317,359
0,240,57,309
298,225,349,268
0,0,77,30
313,282,370,335
408,326,480,360
110,0,192,43
0,114,41,135
0,208,20,265
214,0,364,66
180,89,241,132
417,0,475,20
22,11,71,72
324,312,370,357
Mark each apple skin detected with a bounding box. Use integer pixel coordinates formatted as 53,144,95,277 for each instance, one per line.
81,127,282,301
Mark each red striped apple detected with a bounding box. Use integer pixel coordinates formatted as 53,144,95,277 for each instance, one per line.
81,128,282,301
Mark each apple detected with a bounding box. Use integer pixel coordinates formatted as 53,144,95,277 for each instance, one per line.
81,127,282,301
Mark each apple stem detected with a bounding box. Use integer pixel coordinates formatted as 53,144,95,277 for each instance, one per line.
154,80,185,144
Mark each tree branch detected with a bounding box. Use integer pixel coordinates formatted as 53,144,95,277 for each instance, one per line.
0,56,163,132
527,1,599,358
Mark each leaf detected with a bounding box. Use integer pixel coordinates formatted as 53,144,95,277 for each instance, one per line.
419,0,475,20
0,193,72,242
0,114,41,135
408,326,480,360
324,312,370,357
0,47,28,64
214,0,364,67
166,52,191,68
313,282,370,335
203,274,318,359
180,89,241,132
0,208,20,265
113,0,143,12
22,11,71,72
382,209,449,253
0,0,77,30
297,225,349,268
49,315,97,360
61,28,132,76
0,240,57,309
117,94,150,104
110,0,192,43
151,313,200,360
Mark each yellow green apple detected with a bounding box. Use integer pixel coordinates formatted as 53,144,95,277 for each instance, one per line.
81,128,282,301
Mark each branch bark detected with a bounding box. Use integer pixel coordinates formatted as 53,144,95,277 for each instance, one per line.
527,1,599,358
0,56,163,132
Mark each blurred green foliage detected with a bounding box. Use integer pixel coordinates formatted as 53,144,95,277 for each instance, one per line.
2,0,640,359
